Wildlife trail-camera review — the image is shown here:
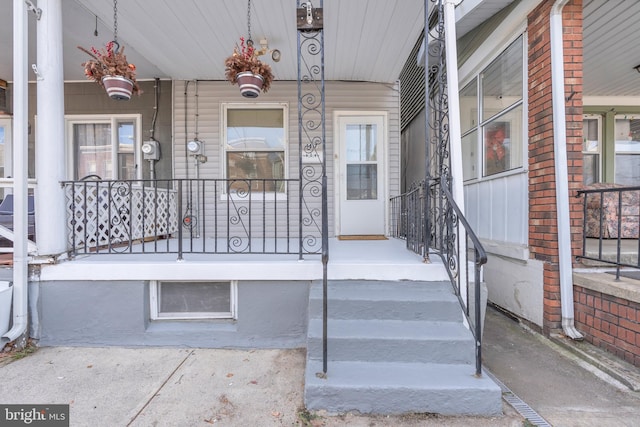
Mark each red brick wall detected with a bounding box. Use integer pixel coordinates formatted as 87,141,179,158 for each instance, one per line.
574,286,640,367
527,0,583,334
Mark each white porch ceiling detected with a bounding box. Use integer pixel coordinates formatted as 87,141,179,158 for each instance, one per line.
1,0,639,96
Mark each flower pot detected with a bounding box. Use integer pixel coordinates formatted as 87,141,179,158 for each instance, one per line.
102,75,134,100
236,71,264,98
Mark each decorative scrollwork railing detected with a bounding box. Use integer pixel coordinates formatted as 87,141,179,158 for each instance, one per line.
62,178,307,258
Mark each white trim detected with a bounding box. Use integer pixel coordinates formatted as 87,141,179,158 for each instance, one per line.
64,114,143,180
584,96,640,106
333,110,389,237
150,280,237,320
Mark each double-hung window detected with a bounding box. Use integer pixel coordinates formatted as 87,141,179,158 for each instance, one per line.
223,104,287,193
65,114,141,180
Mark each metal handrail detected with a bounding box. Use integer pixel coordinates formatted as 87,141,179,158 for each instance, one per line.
576,185,640,279
391,175,487,376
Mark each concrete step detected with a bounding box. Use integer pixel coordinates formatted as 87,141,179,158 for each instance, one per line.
309,280,462,321
304,359,502,416
307,318,475,364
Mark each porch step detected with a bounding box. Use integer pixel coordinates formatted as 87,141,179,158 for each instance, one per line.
307,318,474,364
309,280,462,321
304,279,501,416
305,360,501,416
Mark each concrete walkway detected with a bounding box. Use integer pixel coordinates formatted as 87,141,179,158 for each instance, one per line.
1,306,639,426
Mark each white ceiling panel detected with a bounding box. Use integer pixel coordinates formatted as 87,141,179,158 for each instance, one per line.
1,0,639,97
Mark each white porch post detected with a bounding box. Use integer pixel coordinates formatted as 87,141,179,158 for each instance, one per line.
443,0,468,298
36,0,67,255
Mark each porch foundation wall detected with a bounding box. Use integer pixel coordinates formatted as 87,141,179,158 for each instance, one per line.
574,285,640,368
483,255,544,328
32,280,309,348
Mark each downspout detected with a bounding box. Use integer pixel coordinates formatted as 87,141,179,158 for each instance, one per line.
550,0,583,339
3,0,30,346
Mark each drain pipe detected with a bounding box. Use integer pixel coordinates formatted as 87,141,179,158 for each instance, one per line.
3,0,31,347
550,0,583,340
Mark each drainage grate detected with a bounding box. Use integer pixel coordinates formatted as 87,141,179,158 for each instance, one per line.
485,369,553,427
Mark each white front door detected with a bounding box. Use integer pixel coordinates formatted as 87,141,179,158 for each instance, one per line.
336,113,386,236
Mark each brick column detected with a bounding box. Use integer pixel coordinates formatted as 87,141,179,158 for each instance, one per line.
527,0,583,335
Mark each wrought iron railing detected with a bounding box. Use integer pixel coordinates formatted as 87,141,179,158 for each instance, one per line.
391,174,488,376
61,178,323,259
576,185,640,279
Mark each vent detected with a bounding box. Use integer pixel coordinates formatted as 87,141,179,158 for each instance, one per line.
0,79,8,113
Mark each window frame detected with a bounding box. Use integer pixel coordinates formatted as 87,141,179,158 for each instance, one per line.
65,114,142,181
582,114,602,185
221,103,289,197
613,114,640,185
460,34,527,181
150,280,238,320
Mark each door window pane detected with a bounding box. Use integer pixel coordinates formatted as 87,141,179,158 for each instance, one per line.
118,122,135,180
346,124,377,162
347,164,377,200
73,123,112,180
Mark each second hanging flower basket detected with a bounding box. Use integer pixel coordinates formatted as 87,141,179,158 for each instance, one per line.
224,37,274,98
78,41,142,101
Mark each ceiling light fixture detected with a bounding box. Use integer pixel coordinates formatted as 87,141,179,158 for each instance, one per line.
635,64,640,73
254,38,281,63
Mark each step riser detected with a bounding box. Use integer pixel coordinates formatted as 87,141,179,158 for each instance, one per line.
305,386,502,416
307,337,475,364
309,298,463,321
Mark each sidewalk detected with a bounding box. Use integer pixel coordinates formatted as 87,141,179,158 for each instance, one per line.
1,306,639,426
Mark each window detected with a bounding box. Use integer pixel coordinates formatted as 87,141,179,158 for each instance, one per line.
65,115,141,180
150,281,237,320
614,115,640,186
223,105,287,193
460,36,525,180
582,115,601,185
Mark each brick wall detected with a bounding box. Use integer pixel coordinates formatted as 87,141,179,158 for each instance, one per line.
527,0,583,334
574,286,640,367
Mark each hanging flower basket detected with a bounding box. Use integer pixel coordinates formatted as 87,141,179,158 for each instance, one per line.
102,75,134,100
224,37,274,98
77,41,142,100
236,71,264,98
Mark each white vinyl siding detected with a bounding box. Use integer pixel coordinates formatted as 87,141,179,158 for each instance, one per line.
172,81,400,237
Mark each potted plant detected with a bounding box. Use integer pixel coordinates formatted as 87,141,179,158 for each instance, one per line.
224,37,274,98
77,41,142,100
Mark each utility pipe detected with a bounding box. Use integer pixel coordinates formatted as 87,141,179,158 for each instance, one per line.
550,0,583,339
3,0,29,345
443,0,468,300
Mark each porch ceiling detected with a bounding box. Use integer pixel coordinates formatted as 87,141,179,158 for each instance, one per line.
0,0,638,95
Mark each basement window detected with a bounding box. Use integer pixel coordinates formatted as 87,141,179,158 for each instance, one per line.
150,281,237,320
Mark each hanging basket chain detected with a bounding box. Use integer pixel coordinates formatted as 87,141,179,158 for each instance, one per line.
247,0,252,46
113,0,119,47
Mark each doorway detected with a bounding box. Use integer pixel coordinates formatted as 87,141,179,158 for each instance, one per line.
335,112,386,236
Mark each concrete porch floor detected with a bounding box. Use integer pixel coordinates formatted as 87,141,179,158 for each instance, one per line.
36,238,450,283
